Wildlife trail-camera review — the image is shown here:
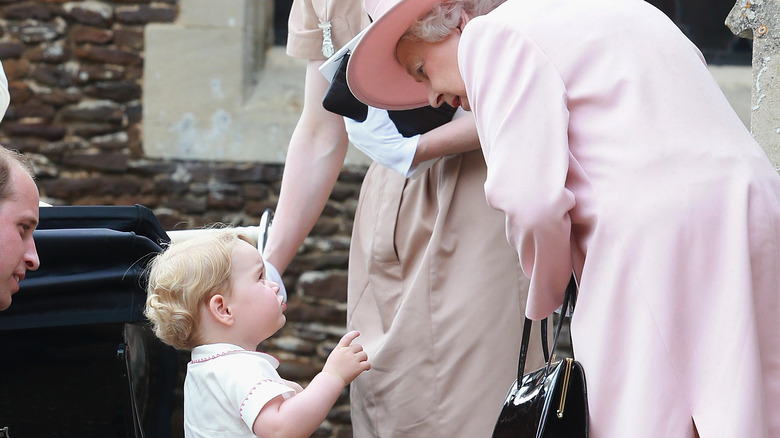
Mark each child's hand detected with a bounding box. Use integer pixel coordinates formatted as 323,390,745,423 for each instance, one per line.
322,330,371,385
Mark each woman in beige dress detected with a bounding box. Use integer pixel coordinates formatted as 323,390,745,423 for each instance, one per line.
263,0,545,435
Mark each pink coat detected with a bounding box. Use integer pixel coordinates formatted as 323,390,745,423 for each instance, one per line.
459,0,780,436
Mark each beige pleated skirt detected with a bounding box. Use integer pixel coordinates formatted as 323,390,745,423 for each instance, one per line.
347,150,547,437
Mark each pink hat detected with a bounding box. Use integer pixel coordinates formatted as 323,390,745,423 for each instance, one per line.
347,0,445,110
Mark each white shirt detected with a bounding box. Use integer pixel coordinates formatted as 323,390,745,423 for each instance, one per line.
184,343,296,437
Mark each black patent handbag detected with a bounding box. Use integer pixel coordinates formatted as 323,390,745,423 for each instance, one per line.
322,52,368,122
492,275,589,438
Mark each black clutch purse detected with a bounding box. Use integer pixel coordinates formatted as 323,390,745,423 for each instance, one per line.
322,52,368,122
492,275,589,438
386,104,457,137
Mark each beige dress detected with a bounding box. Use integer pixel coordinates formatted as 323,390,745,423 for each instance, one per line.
287,1,543,435
286,0,369,61
348,150,545,437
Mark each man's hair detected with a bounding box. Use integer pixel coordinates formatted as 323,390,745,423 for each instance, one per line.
0,147,34,203
144,229,252,351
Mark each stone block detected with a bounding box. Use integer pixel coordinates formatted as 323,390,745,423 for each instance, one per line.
214,164,266,183
28,42,70,63
30,64,72,87
70,123,121,137
35,87,81,106
62,2,113,27
298,270,348,302
143,24,249,160
90,131,129,150
71,24,114,45
2,2,53,20
62,150,129,172
71,65,124,85
7,19,66,43
113,28,143,50
3,121,66,141
85,81,141,102
73,45,142,66
61,100,125,123
0,42,27,60
5,102,56,121
142,0,372,166
178,0,254,28
115,4,177,24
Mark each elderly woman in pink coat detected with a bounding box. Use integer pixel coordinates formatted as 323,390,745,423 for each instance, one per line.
346,0,780,436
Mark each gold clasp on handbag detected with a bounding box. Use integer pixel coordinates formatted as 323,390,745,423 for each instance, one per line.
556,358,573,418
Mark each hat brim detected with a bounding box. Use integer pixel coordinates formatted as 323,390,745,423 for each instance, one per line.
347,0,444,110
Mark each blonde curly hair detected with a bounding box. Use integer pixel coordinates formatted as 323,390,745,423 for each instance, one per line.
144,230,252,350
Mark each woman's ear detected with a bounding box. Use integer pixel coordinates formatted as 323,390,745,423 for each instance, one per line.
208,294,234,326
458,11,471,31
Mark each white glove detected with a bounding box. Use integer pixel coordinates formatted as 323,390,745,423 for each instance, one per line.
344,106,436,178
0,60,10,121
264,260,287,303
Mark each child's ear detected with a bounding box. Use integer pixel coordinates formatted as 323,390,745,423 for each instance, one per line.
208,294,234,326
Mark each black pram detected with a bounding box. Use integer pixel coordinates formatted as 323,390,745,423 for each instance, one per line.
0,204,180,438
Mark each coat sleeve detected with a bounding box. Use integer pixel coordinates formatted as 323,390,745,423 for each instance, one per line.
459,18,575,320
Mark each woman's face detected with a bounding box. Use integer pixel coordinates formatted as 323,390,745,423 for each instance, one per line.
396,31,470,111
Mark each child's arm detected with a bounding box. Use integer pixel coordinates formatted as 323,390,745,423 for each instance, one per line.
251,330,370,438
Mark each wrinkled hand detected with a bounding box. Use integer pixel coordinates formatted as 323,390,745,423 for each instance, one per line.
344,107,422,178
264,260,287,303
322,330,371,385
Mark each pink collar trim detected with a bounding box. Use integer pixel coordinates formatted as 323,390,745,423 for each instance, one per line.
189,343,280,368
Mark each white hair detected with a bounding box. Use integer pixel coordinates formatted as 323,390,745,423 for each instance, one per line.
403,0,506,42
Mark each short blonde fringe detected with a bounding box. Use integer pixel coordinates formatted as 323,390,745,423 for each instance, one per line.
144,229,251,350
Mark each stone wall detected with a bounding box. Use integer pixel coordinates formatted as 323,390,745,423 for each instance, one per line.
0,1,362,436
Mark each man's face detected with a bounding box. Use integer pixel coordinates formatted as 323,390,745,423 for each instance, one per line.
0,165,40,310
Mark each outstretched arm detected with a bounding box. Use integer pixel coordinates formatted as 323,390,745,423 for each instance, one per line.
251,331,370,438
412,110,479,166
344,107,480,178
262,60,350,274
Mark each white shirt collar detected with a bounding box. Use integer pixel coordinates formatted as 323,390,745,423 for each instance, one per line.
190,343,281,368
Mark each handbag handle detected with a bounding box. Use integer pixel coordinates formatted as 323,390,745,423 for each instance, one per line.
516,274,578,380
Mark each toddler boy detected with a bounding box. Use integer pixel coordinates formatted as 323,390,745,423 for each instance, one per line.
144,230,370,437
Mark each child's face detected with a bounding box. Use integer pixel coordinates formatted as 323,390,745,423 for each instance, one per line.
227,239,287,347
